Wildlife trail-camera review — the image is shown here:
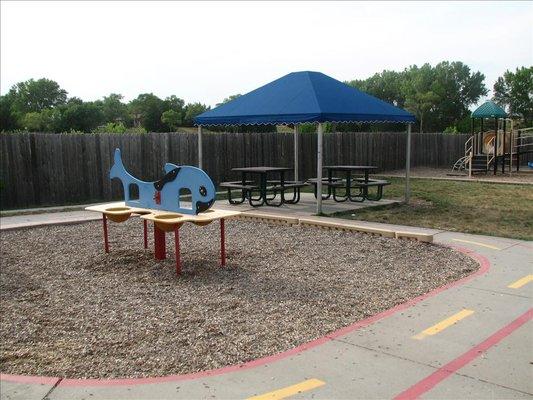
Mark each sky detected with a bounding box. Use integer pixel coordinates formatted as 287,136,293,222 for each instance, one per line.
1,1,532,108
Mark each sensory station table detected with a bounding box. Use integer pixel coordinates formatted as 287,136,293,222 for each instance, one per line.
85,202,241,275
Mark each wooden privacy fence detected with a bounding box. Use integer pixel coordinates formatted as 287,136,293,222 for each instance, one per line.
1,131,470,209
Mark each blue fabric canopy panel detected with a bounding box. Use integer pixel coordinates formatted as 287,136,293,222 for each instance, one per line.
195,71,415,126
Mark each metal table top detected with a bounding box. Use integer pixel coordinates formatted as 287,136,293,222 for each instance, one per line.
323,165,378,171
232,166,292,173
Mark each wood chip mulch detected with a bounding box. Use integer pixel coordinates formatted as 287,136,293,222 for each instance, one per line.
0,218,478,378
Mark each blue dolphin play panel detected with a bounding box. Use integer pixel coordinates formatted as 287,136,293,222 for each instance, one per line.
110,148,216,215
85,150,240,275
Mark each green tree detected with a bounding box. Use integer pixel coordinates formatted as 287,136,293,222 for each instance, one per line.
128,93,167,132
165,95,185,112
347,61,487,132
183,102,210,126
93,122,127,134
58,101,105,132
163,95,185,128
161,109,182,131
0,95,18,131
404,91,440,133
7,78,67,115
493,66,533,124
99,93,130,124
347,71,404,107
216,94,241,107
20,112,44,131
18,108,60,132
429,61,487,131
402,64,440,133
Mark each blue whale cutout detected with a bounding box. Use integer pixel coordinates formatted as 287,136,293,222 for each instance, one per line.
109,148,216,215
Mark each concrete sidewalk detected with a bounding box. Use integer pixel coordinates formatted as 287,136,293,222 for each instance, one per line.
1,210,531,400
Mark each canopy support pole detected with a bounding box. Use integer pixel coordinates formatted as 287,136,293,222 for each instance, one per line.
493,118,498,175
405,123,412,204
316,122,323,215
197,125,203,169
294,125,299,181
502,119,506,174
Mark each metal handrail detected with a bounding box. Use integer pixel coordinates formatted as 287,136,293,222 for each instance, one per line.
510,127,533,174
517,127,533,135
512,128,533,150
464,136,474,178
486,136,495,170
452,155,469,171
465,135,474,154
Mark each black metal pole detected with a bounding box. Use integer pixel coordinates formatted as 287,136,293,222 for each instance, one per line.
493,117,498,175
517,130,521,172
480,118,484,154
502,119,506,173
471,118,477,154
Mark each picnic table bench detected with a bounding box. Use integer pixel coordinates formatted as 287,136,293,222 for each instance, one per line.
344,178,390,201
220,167,308,207
308,166,390,202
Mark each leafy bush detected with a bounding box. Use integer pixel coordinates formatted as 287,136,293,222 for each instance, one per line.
443,126,459,134
93,122,127,134
124,126,147,134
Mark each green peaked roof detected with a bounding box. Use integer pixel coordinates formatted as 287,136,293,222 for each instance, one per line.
472,101,507,118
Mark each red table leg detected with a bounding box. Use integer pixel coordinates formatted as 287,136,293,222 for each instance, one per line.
154,224,166,260
143,219,148,249
220,218,226,267
174,226,181,275
102,214,109,253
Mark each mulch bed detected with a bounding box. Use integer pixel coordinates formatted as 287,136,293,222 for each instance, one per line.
0,218,478,379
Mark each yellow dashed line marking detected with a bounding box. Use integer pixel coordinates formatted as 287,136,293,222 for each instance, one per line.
508,275,533,289
246,379,325,400
413,309,475,340
452,238,501,250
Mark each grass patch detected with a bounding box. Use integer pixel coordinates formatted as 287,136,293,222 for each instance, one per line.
333,177,533,240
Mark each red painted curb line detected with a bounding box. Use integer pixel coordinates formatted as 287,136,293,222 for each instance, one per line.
0,246,490,387
393,308,533,400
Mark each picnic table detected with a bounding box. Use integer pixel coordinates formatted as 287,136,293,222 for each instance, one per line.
308,165,390,202
220,166,308,207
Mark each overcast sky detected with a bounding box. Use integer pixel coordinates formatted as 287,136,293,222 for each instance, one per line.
1,1,531,107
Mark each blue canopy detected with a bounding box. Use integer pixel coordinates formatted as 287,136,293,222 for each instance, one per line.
195,71,415,126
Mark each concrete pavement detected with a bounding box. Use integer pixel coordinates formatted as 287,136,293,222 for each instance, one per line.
0,209,531,400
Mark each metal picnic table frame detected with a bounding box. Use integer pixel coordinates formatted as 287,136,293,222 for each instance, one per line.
311,165,389,202
223,166,306,207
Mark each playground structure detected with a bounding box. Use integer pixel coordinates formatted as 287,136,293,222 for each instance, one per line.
452,101,533,177
110,148,216,215
86,149,240,275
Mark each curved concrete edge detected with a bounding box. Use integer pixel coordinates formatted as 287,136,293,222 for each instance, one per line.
235,213,432,242
0,246,489,387
298,217,397,238
395,231,433,243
